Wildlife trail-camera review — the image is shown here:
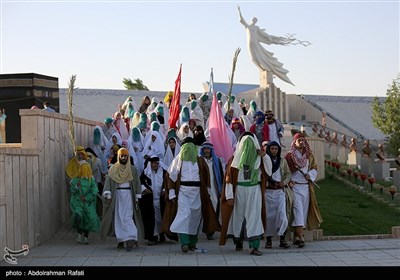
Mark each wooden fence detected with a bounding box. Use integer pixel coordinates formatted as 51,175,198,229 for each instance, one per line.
0,109,100,251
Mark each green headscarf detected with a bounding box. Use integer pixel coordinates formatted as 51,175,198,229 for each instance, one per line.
93,128,101,145
238,138,258,184
151,121,160,132
217,91,223,101
140,113,147,121
150,112,157,122
250,100,257,111
127,104,135,119
230,95,236,103
191,100,197,110
181,107,190,122
201,94,209,102
180,142,198,163
131,127,141,142
156,106,164,116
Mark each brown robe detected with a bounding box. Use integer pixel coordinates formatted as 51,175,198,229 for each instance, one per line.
161,156,220,239
219,157,268,245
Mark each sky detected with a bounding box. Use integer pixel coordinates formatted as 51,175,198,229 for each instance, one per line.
1,0,399,97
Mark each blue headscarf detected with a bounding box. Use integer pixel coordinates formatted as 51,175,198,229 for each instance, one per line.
254,111,265,125
200,142,222,195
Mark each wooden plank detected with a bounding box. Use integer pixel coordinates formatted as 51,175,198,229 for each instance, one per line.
54,118,62,227
49,117,58,235
0,205,6,255
26,156,35,247
42,116,51,242
32,156,40,246
37,115,45,246
12,155,21,249
19,155,28,246
5,155,14,249
0,154,5,198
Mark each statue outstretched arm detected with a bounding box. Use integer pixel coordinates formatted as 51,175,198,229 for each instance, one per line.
238,5,248,27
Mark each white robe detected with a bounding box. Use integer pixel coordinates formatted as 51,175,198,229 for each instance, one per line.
169,160,202,235
114,182,138,242
265,168,287,236
290,152,317,227
144,164,164,235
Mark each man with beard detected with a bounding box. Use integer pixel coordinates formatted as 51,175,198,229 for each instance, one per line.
284,133,323,248
162,137,220,253
139,156,168,245
264,141,292,249
100,148,144,251
219,132,272,256
264,110,284,146
200,142,225,240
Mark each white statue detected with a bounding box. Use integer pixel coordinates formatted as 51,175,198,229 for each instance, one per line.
238,6,310,85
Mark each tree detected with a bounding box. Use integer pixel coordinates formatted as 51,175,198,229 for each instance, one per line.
371,74,400,155
122,78,149,90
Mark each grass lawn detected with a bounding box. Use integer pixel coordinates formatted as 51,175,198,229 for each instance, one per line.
315,172,400,236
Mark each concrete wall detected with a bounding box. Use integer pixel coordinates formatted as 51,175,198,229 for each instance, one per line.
0,109,100,251
287,94,357,139
237,83,288,123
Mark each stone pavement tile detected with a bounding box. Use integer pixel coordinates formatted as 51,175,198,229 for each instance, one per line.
168,254,198,266
143,243,177,254
90,245,121,257
355,250,397,262
65,245,97,257
363,239,399,249
316,240,349,251
276,253,317,266
111,256,142,266
83,256,115,266
312,260,348,266
252,254,286,266
303,252,341,262
28,257,61,266
55,257,88,266
387,239,400,246
140,255,169,266
26,244,73,258
337,240,374,250
376,261,400,266
196,254,227,266
223,253,257,266
381,249,400,259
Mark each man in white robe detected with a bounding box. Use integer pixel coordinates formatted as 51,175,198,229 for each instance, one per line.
163,137,219,253
100,148,144,251
284,133,323,248
139,156,167,245
264,141,292,249
219,132,272,256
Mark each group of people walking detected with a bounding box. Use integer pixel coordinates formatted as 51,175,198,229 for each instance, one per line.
65,92,323,256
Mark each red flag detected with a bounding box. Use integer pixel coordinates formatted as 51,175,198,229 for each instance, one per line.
209,91,233,163
168,64,182,129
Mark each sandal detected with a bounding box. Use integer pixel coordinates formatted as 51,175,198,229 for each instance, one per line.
265,242,272,249
279,240,290,249
250,248,263,256
188,245,198,251
298,240,305,248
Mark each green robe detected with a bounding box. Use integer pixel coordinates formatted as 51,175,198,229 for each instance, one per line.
70,177,100,233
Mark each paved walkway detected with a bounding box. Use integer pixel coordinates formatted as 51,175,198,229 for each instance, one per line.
1,226,399,267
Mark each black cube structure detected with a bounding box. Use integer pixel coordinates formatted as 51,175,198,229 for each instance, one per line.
0,73,59,143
